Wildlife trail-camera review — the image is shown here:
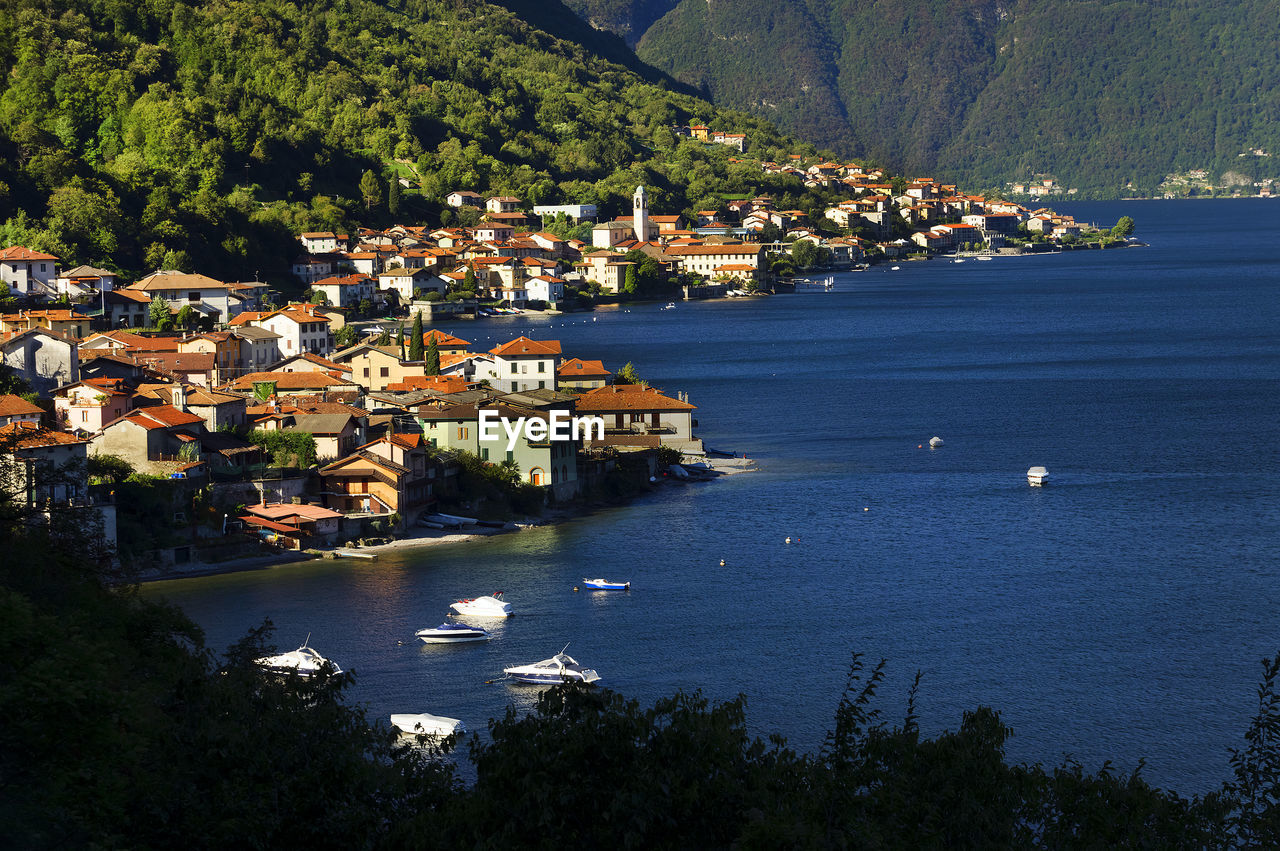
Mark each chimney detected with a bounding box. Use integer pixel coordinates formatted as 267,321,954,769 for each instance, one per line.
172,384,187,412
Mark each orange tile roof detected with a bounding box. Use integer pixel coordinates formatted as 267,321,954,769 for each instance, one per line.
490,336,562,357
116,405,205,431
226,371,359,391
0,245,58,261
0,421,85,448
0,394,45,418
574,385,696,412
557,358,611,378
423,329,470,348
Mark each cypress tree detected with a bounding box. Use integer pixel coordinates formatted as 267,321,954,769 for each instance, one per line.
425,336,440,375
388,177,401,216
409,312,424,361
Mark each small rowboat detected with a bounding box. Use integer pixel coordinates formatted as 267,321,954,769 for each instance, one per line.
582,579,630,591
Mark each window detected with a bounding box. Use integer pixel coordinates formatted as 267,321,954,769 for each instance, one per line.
537,362,545,373
457,426,469,440
506,450,513,463
379,367,389,378
188,291,201,302
481,447,489,461
363,368,369,378
510,362,518,374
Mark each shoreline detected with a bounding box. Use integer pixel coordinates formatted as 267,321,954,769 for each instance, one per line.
137,456,756,584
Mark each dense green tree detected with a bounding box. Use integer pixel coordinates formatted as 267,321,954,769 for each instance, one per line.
360,170,382,213
1112,216,1136,239
148,294,170,329
334,324,358,348
408,312,424,361
615,361,644,385
174,304,196,329
388,177,401,216
425,336,440,375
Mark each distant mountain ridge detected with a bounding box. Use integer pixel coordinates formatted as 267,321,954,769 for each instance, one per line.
568,0,1280,196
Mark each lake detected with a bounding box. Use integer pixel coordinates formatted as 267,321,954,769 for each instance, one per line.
145,199,1280,794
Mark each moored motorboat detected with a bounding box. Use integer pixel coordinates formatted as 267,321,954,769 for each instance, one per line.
503,648,601,685
1027,466,1049,487
416,623,491,643
255,635,342,677
582,578,630,591
449,592,513,618
390,713,465,737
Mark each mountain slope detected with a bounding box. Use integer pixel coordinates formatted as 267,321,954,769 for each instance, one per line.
607,0,1280,194
0,0,813,280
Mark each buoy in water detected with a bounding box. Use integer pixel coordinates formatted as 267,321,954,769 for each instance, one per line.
573,586,580,592
719,559,726,566
785,536,792,544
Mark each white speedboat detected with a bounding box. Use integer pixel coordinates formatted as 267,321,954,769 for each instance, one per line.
929,436,944,449
582,578,630,591
255,636,342,677
416,623,491,643
449,592,513,618
390,713,465,737
504,648,601,685
1027,466,1049,487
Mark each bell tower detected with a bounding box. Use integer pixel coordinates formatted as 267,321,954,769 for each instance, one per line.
633,184,649,242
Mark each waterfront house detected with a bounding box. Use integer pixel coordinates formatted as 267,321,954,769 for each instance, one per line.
573,384,700,454
317,433,437,516
241,502,343,547
663,244,763,278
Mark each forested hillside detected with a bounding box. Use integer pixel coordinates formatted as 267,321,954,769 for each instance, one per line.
0,0,823,281
592,0,1280,196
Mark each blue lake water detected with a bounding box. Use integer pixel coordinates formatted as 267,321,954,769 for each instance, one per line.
145,199,1280,794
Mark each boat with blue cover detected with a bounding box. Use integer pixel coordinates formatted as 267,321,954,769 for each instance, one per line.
582,578,630,591
416,623,492,644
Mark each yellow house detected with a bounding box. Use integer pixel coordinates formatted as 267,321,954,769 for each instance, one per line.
0,309,92,340
331,343,428,392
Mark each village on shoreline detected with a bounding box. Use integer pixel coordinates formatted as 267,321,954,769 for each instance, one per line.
1,158,1122,578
